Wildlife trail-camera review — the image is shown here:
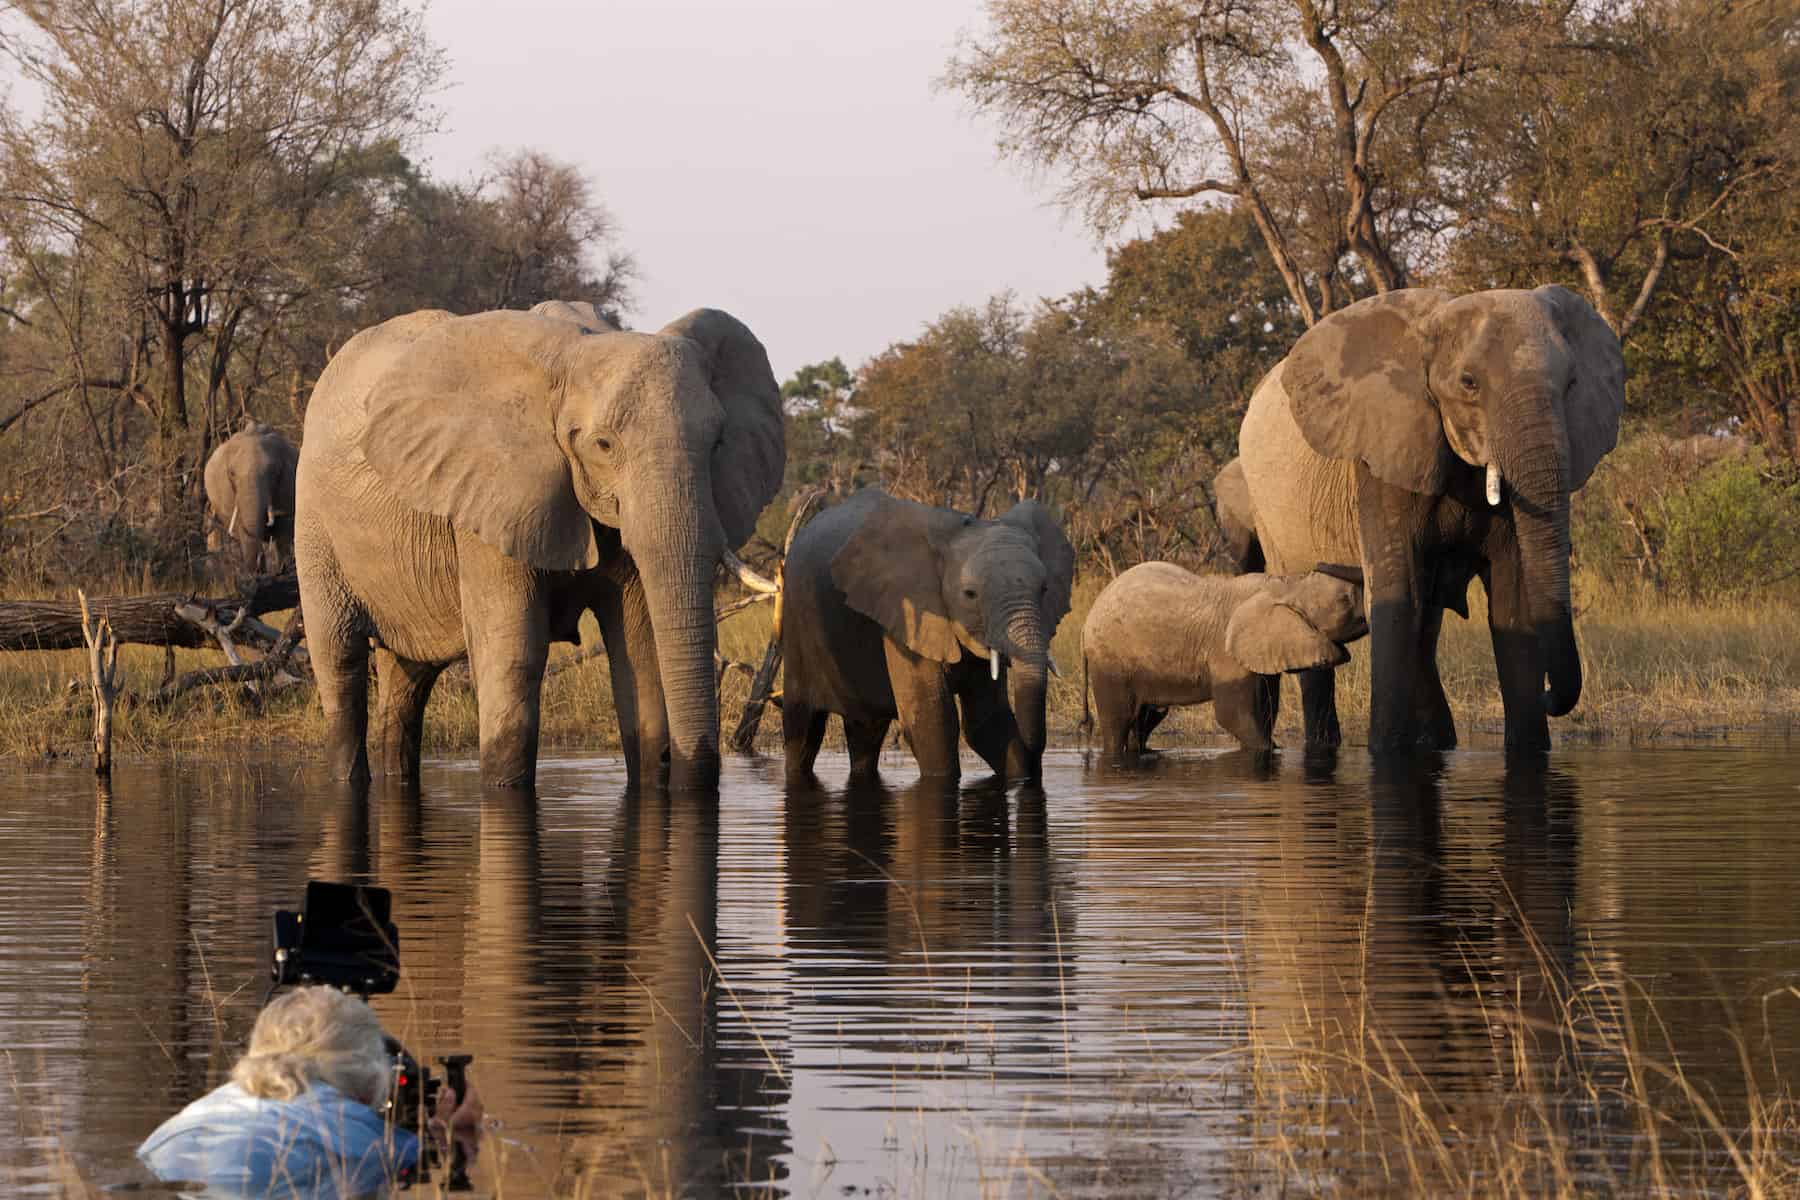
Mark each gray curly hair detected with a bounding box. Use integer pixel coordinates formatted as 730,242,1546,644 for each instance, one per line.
231,986,390,1106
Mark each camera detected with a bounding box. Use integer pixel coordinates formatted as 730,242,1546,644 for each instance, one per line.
267,882,472,1147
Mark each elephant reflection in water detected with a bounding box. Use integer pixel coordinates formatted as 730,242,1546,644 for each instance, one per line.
1235,752,1607,1186
310,780,789,1196
782,778,1073,1071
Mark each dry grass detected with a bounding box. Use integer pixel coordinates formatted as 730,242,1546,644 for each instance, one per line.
1225,917,1800,1198
4,574,1798,765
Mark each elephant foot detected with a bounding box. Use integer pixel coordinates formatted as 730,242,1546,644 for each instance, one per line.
328,741,370,787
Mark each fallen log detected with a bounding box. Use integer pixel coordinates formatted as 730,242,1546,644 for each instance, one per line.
149,610,308,707
0,572,300,652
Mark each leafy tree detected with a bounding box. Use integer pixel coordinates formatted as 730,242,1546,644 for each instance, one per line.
945,0,1547,324
779,357,861,494
360,148,637,324
0,0,446,510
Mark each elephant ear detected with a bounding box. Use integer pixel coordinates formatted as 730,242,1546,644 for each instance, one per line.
1225,591,1350,676
998,499,1076,630
658,309,785,549
530,299,619,333
1532,285,1624,490
1281,288,1458,495
361,310,600,571
830,491,966,663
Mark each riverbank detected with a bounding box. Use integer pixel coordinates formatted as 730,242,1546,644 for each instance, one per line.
2,588,1797,766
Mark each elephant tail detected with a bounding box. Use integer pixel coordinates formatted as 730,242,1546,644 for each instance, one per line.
1079,640,1092,742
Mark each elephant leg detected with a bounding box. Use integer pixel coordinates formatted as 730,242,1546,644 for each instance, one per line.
1410,605,1457,749
1483,539,1551,753
1214,672,1276,752
1089,675,1137,761
458,544,550,790
957,674,1026,780
373,648,443,780
300,573,371,786
1135,705,1170,751
782,699,830,782
1358,478,1431,753
596,571,670,788
882,639,961,780
843,717,890,780
1298,669,1342,747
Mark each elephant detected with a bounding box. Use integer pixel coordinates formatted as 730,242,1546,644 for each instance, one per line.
1237,285,1623,753
1081,561,1366,757
203,421,299,576
1212,457,1263,573
780,488,1075,784
295,299,784,790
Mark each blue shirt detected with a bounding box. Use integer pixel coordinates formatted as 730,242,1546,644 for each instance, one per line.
137,1081,419,1198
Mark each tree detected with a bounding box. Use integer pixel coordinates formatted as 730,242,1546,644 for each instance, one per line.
1442,0,1800,463
1444,0,1797,342
0,0,445,509
360,149,637,324
945,0,1541,324
779,357,861,494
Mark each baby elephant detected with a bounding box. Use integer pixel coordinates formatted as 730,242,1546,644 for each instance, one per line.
1082,562,1366,757
781,487,1074,783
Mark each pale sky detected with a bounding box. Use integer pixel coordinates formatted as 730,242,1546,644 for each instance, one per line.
416,0,1111,380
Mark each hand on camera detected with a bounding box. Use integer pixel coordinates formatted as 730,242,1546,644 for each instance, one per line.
428,1072,485,1159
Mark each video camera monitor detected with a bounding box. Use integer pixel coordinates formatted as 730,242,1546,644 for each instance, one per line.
270,881,400,997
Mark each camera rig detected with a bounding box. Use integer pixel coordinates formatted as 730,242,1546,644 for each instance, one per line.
267,880,472,1187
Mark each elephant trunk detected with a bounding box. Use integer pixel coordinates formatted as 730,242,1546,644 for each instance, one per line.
1495,389,1581,717
627,486,724,790
997,605,1050,760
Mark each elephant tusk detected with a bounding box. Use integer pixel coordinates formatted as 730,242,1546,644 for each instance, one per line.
1485,463,1502,507
990,649,1001,681
227,508,238,536
1048,655,1063,680
722,546,780,594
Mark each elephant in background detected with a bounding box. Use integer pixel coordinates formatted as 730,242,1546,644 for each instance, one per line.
1081,562,1365,757
780,488,1075,783
296,299,784,790
203,421,299,576
1238,285,1623,752
1213,458,1263,573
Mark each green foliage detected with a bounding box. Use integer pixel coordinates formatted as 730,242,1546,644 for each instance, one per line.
1573,431,1800,603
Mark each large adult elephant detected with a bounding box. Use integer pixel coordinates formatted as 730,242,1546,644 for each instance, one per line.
203,421,299,576
1238,286,1623,752
295,300,784,790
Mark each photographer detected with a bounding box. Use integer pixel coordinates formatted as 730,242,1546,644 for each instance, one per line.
138,986,481,1196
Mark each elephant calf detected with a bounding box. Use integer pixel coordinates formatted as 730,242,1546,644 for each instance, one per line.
781,488,1075,784
1081,562,1366,757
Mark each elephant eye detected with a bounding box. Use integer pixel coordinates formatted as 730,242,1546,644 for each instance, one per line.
1459,371,1479,393
595,435,613,453
963,587,978,600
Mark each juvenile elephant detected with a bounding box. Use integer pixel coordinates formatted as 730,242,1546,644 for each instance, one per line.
1081,562,1366,757
203,421,299,576
1238,286,1623,753
780,488,1075,783
296,299,784,790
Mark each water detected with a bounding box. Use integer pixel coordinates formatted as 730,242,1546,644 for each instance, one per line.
2,744,1798,1196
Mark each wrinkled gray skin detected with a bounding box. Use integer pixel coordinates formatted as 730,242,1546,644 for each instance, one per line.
1082,562,1366,757
296,299,784,790
1213,457,1263,573
1238,285,1623,753
203,422,299,576
781,488,1076,783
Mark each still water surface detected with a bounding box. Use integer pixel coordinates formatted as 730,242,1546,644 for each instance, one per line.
1,745,1797,1196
